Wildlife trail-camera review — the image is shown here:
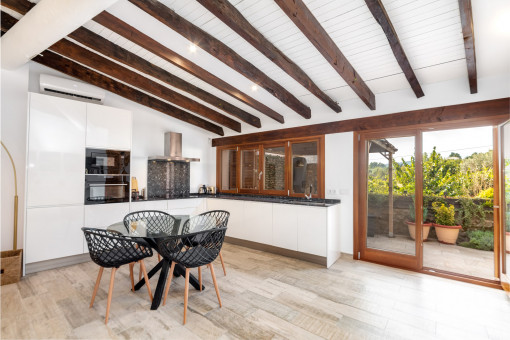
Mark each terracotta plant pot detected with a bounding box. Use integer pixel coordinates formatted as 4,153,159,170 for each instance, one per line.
406,221,432,241
433,224,462,244
506,232,510,254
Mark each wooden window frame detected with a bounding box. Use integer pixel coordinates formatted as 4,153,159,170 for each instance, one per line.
216,135,325,198
216,146,239,194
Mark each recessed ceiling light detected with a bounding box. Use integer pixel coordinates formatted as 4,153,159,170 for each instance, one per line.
251,84,258,92
189,43,197,53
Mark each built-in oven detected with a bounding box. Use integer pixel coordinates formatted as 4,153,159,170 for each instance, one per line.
86,148,130,175
85,174,130,205
85,148,131,205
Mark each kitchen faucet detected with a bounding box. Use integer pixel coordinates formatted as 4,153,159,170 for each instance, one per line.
305,184,313,200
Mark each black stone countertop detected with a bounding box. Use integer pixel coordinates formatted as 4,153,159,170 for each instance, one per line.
137,193,340,207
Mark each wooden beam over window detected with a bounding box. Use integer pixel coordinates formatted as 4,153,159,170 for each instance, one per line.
364,0,424,98
128,0,311,119
197,0,342,113
275,0,376,110
212,98,510,147
93,11,285,124
458,0,477,94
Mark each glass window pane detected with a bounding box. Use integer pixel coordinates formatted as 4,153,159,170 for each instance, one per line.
241,149,259,190
291,141,318,195
220,149,237,191
264,146,285,191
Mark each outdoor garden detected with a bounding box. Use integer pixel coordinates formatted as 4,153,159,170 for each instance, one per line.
368,147,495,250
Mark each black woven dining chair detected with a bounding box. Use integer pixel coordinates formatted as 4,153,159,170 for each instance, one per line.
83,227,154,324
182,210,229,277
123,210,179,278
156,227,227,325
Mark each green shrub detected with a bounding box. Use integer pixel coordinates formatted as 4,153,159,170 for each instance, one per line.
459,230,494,251
432,202,456,226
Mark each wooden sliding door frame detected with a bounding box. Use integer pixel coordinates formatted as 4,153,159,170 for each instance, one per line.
357,128,422,270
216,146,239,194
354,116,508,288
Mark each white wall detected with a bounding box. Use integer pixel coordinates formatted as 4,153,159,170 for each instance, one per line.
1,64,29,252
325,132,354,254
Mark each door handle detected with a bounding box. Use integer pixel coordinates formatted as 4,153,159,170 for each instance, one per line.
258,171,263,180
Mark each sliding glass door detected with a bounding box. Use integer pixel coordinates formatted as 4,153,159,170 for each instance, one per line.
359,130,422,270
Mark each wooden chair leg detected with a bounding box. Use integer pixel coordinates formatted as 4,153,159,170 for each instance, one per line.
219,251,226,276
158,253,161,262
198,266,202,292
163,261,176,306
90,267,104,308
183,268,190,325
209,263,222,307
139,260,153,302
139,261,142,281
105,267,117,325
129,263,135,292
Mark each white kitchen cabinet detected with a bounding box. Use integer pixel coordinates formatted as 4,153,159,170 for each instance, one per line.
86,103,131,150
83,202,130,253
130,200,167,212
272,204,299,250
167,198,205,216
243,202,272,245
297,206,327,257
27,93,86,207
26,205,85,263
206,199,244,239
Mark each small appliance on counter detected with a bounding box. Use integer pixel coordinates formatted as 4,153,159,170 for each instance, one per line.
207,186,216,195
198,185,207,194
85,148,131,205
131,177,139,200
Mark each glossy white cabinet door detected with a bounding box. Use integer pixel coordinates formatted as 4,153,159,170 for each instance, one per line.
83,202,130,253
206,199,244,239
272,204,299,250
26,206,85,263
244,202,272,244
86,103,131,150
297,206,327,256
130,200,167,212
27,93,86,207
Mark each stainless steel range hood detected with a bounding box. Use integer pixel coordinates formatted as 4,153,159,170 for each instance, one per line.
148,132,200,162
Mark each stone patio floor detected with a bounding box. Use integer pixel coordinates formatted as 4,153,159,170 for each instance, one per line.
367,234,496,280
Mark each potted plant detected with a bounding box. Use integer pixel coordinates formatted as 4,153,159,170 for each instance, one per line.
406,203,431,241
432,202,462,244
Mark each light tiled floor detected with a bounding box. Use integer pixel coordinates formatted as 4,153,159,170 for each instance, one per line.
367,234,496,279
1,243,509,339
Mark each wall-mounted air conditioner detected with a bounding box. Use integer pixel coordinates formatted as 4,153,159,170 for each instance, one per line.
39,74,105,104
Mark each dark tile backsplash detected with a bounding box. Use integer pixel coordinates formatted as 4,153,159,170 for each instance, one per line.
147,161,190,198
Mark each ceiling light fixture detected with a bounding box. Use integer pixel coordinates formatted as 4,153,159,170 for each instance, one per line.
189,43,197,53
251,84,258,92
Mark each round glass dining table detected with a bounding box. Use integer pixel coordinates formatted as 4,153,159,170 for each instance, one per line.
107,215,204,310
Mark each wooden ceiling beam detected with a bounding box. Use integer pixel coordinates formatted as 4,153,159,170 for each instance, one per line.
275,0,376,110
93,11,285,124
49,38,242,132
458,0,477,94
364,0,424,98
212,98,509,147
68,27,261,128
0,12,224,136
196,0,341,113
128,0,311,119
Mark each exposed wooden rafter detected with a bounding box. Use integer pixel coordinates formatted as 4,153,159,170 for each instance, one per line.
49,38,242,132
128,0,311,119
364,0,424,98
196,0,341,113
93,11,285,124
458,0,477,94
68,28,261,128
0,11,224,136
275,0,376,110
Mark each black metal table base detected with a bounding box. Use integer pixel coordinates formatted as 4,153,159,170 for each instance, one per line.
133,259,205,310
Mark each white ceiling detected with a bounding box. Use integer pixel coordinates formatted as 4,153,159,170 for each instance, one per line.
14,0,510,136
